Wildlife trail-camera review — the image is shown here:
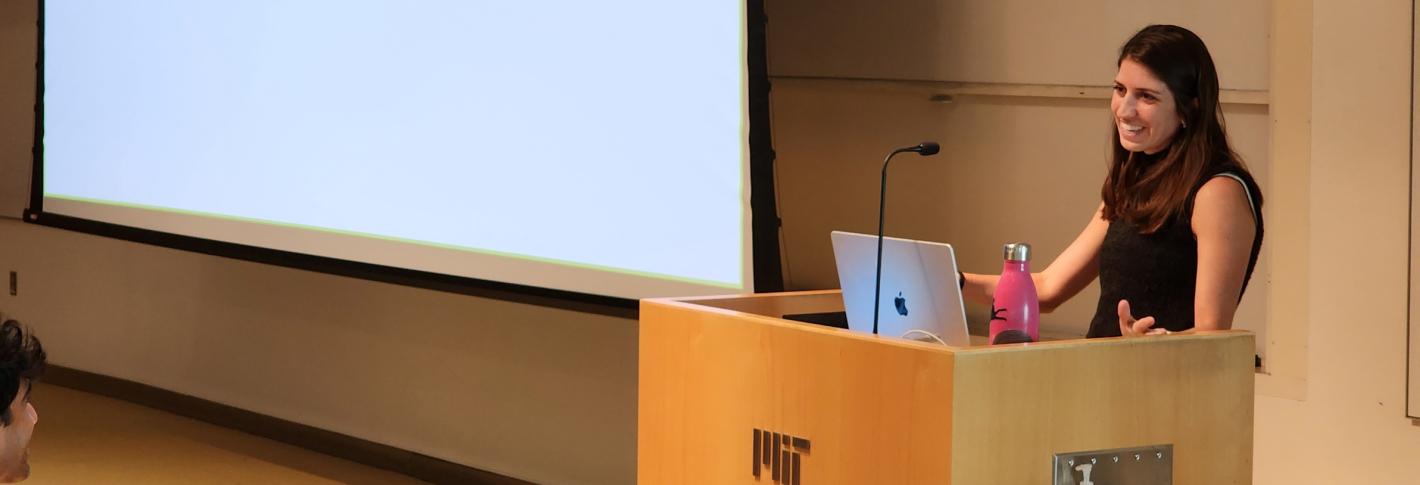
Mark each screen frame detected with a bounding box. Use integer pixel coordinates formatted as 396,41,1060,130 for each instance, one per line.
25,0,782,318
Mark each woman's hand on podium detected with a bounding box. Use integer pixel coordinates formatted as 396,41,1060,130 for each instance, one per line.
1117,299,1169,336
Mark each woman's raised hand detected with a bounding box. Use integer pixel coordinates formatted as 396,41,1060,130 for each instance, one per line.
1117,299,1167,336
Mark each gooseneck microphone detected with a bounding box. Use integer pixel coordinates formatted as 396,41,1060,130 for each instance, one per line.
873,142,941,335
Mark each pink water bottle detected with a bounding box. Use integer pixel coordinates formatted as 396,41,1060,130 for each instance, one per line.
989,242,1039,344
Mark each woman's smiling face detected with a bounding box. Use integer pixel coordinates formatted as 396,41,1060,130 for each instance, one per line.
1112,57,1183,155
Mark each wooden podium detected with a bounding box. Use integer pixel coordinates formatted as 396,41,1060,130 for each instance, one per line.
638,290,1254,484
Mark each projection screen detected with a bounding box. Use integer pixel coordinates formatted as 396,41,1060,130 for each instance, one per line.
33,1,777,304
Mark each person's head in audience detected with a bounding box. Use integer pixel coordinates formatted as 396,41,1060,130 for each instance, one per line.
0,320,45,482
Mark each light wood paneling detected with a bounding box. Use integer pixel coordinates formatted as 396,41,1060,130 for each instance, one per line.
674,289,844,315
639,294,956,484
639,292,1255,484
1410,0,1420,420
949,333,1255,483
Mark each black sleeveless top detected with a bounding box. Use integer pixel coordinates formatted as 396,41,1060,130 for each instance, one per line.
1085,166,1264,338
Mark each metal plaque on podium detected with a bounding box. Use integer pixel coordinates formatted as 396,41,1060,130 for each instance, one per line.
1053,444,1173,484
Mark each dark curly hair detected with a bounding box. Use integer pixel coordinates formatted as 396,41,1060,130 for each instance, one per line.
0,320,45,426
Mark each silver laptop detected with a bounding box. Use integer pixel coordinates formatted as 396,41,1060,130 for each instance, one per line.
830,231,971,347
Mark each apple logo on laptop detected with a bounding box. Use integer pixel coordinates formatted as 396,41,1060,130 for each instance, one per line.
894,292,909,316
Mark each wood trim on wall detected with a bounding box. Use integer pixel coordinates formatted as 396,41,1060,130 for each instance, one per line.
1257,0,1312,402
770,76,1270,105
1409,0,1419,419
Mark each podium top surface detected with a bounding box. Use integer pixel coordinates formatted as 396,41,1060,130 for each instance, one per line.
642,289,1251,353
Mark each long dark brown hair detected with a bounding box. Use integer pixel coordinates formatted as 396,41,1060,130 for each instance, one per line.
1100,25,1260,232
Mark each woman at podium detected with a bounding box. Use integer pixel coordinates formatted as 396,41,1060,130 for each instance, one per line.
961,24,1264,339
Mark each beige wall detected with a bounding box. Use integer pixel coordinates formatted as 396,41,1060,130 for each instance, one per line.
769,80,1271,337
767,1,1272,341
0,221,637,484
1252,0,1420,482
4,0,1420,483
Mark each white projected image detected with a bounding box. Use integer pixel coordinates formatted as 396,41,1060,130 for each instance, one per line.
43,1,751,297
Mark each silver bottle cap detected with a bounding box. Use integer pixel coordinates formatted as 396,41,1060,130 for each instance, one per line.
1003,243,1031,262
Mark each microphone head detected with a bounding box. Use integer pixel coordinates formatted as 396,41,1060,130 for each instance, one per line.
916,142,940,156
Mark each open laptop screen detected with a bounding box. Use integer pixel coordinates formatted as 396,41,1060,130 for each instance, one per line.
830,231,971,347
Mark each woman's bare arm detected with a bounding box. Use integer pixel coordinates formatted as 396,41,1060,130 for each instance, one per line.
1190,177,1257,330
